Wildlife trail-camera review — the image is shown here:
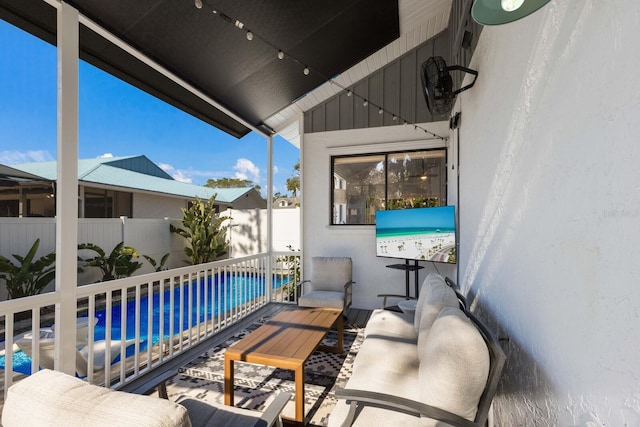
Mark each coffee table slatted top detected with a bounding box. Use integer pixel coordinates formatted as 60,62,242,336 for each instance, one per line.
225,308,342,368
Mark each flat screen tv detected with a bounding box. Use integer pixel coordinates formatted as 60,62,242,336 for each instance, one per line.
375,206,456,263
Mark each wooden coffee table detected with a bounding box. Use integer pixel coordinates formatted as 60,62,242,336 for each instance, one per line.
224,307,344,424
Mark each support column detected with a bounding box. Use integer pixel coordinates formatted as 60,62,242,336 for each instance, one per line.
54,1,79,376
265,135,274,301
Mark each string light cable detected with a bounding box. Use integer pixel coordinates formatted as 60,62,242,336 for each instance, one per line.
193,0,446,141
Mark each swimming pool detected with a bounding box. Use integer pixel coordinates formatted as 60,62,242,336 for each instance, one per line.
1,273,285,375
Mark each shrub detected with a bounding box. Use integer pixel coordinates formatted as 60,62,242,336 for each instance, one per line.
170,196,229,265
0,239,56,299
78,242,143,282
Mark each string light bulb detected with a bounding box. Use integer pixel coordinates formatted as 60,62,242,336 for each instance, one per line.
193,2,445,141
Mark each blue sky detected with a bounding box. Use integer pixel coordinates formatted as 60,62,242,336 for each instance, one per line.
0,19,300,196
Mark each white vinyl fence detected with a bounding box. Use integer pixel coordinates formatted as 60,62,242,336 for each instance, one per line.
0,208,300,301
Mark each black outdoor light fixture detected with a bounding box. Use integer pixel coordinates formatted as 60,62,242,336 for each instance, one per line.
471,0,551,25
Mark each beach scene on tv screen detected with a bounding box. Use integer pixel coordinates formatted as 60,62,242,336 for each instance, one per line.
376,206,456,263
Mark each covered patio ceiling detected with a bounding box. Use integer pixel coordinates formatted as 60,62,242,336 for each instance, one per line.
0,0,453,142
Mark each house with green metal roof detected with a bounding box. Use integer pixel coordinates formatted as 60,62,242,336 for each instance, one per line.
0,155,266,218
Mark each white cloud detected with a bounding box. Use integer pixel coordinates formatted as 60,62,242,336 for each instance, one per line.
233,158,260,182
158,163,174,172
0,150,54,165
273,165,279,174
171,170,193,184
97,153,114,159
157,162,193,183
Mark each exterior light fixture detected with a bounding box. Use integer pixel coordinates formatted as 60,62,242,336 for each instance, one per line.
363,100,368,107
303,66,310,75
246,31,253,41
277,50,284,60
194,0,203,9
471,0,551,25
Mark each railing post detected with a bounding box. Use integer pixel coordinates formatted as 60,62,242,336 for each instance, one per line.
55,1,80,376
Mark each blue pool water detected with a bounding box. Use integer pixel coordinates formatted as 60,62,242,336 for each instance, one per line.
1,273,284,375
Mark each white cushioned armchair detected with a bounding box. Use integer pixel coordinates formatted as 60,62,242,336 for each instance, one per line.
2,369,291,427
297,257,354,311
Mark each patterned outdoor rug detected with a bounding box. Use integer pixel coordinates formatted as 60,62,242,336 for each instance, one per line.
165,316,364,426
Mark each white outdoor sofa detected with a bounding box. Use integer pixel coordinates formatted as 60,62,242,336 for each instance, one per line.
329,273,506,427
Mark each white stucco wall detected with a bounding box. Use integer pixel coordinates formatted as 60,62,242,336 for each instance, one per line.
302,123,454,309
456,1,640,424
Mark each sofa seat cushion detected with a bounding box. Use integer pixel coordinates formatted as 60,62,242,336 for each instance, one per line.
418,307,490,422
364,308,416,341
2,369,191,427
298,290,344,309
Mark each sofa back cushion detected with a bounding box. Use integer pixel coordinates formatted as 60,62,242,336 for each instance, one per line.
418,307,490,422
414,273,459,333
310,257,352,292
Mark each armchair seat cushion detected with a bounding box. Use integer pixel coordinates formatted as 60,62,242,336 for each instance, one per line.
177,397,262,427
298,290,344,309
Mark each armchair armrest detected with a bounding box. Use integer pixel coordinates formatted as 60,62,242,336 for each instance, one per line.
376,294,417,309
260,392,292,427
344,280,355,308
297,279,311,295
334,388,476,427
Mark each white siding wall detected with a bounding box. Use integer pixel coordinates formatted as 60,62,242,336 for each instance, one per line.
133,192,186,219
455,1,640,424
301,123,453,309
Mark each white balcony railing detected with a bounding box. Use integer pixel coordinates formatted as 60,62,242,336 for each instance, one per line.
0,251,301,403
